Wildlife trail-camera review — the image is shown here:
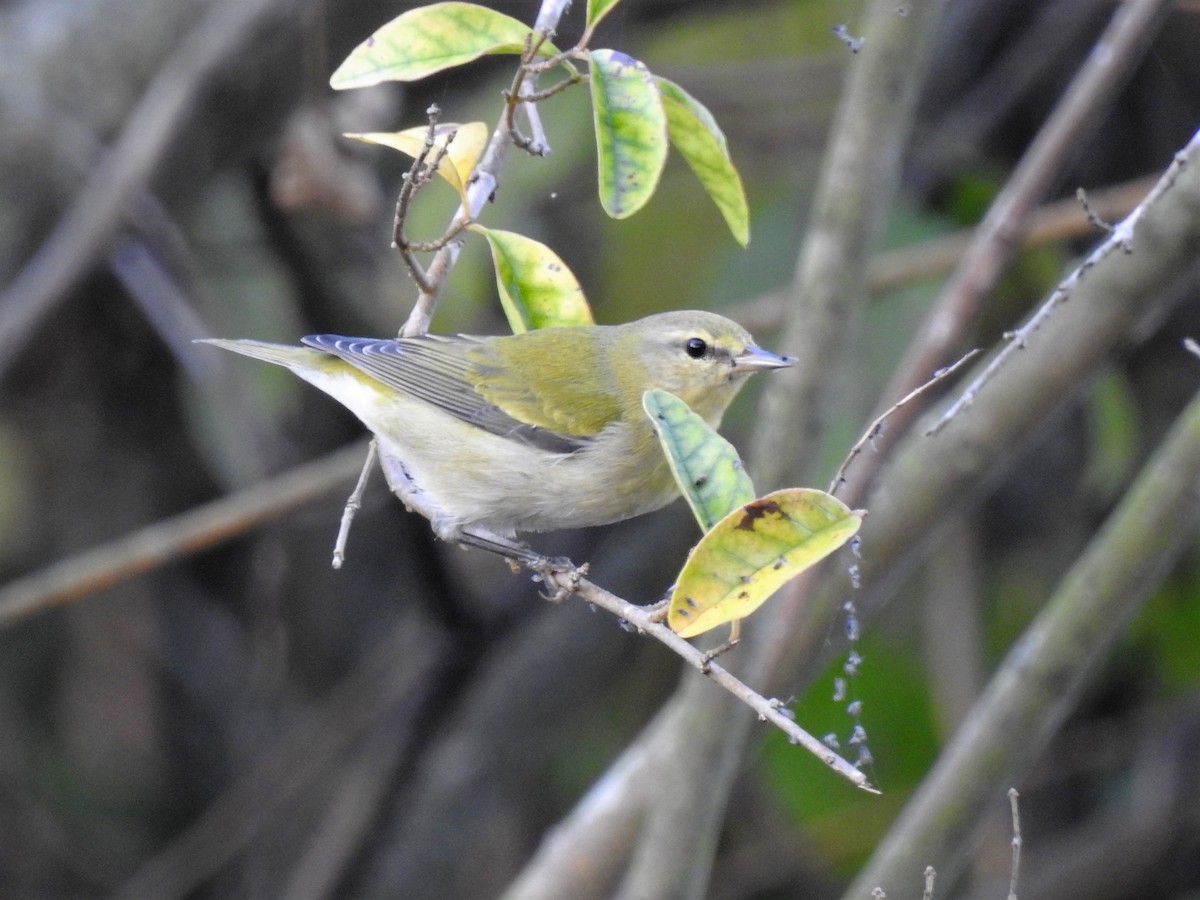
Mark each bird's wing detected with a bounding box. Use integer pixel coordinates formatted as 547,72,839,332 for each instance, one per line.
467,328,624,437
301,334,592,453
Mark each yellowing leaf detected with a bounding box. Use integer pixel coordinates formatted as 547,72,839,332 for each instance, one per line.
589,49,668,219
330,3,556,89
345,123,489,205
471,226,593,332
668,489,862,638
656,77,750,246
643,389,755,532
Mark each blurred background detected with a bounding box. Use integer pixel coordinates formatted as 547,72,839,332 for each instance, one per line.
2,0,1200,897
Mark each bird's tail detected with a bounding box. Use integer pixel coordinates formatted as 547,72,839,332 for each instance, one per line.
195,338,327,370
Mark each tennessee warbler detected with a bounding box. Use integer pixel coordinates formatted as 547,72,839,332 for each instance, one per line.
200,310,791,552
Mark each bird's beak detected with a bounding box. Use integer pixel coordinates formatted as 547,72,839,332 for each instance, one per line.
733,344,794,373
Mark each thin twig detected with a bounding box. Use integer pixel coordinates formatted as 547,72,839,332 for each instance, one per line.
845,365,1200,896
513,73,585,106
1076,187,1114,233
400,218,471,254
928,127,1200,435
864,176,1153,297
536,564,878,793
393,3,571,339
332,441,376,569
504,30,562,154
1008,787,1023,900
829,348,980,496
0,441,875,792
498,0,573,156
391,105,454,292
731,176,1155,336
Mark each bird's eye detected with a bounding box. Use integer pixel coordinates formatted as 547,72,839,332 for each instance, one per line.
685,337,708,359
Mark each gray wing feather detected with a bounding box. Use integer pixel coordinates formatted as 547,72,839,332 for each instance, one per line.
301,334,589,454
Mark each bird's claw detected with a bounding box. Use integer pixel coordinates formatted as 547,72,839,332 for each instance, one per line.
699,639,739,673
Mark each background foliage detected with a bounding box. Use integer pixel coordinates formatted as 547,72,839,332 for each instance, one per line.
2,0,1200,898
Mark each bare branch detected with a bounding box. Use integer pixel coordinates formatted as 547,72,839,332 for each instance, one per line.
733,175,1156,336
929,126,1200,434
332,441,377,570
842,246,1200,900
877,0,1172,446
829,348,980,496
0,444,368,629
1008,788,1023,900
0,0,305,381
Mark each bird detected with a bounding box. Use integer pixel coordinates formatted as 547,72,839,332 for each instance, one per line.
199,310,792,556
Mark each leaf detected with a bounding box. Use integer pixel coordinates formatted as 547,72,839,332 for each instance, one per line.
330,2,556,89
344,122,489,205
589,49,668,219
470,226,594,332
656,77,750,246
643,389,755,532
668,489,863,638
586,0,623,29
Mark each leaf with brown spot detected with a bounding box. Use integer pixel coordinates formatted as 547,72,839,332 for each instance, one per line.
668,488,862,638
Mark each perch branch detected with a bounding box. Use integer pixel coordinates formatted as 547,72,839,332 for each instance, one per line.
534,563,877,792
0,441,872,792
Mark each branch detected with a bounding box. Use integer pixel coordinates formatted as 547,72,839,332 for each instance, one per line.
0,437,870,793
843,368,1200,900
874,0,1171,448
335,0,577,558
507,4,950,896
536,564,876,792
0,0,305,381
772,119,1200,745
829,348,980,497
0,444,368,629
394,2,573,339
750,0,946,489
865,175,1155,297
732,175,1156,336
929,125,1200,434
391,106,456,292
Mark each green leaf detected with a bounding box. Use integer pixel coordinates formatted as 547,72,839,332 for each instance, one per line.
668,489,862,638
643,389,755,532
344,122,489,205
470,226,594,332
589,49,668,219
586,0,623,29
656,77,750,246
330,2,555,89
